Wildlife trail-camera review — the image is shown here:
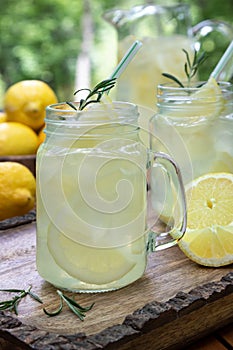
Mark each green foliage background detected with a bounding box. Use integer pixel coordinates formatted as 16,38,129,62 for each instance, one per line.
0,0,232,107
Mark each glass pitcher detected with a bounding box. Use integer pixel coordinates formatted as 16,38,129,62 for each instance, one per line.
103,3,233,109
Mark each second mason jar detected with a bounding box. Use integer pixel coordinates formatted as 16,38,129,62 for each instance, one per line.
150,80,233,219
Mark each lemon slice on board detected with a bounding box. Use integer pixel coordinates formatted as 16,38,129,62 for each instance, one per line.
178,172,233,266
47,225,136,285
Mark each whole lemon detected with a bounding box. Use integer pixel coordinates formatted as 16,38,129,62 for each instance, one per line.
38,126,46,145
0,122,39,156
0,162,36,221
0,111,7,123
4,80,58,131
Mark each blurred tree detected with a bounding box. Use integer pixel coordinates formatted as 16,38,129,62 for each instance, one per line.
0,0,83,101
0,0,120,105
0,0,232,108
75,0,93,93
190,0,233,24
185,0,233,80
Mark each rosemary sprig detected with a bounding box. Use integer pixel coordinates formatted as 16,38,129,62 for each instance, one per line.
162,49,207,88
67,78,116,111
162,72,185,88
0,286,95,321
0,286,43,315
43,290,95,321
183,49,207,86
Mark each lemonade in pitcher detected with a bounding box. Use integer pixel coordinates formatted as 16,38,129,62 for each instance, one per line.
104,3,233,109
117,35,194,108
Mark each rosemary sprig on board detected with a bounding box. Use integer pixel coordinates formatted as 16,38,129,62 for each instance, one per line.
0,286,43,315
43,290,95,321
0,286,95,320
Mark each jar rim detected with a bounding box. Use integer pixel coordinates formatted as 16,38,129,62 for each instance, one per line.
46,101,138,113
156,80,233,105
157,80,232,92
45,101,139,124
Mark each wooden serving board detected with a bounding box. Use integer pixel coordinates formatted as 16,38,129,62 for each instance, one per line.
0,217,233,350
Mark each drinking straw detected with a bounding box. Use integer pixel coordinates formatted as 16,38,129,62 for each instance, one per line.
109,40,143,79
210,40,233,80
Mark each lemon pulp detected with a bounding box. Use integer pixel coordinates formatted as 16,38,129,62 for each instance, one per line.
179,172,233,266
47,224,138,285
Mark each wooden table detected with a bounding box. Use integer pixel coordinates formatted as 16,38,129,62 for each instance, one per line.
189,323,233,349
0,213,233,350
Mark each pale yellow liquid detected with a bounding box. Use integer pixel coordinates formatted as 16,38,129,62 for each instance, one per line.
152,104,233,182
117,35,195,108
173,118,233,179
150,86,233,223
36,136,148,292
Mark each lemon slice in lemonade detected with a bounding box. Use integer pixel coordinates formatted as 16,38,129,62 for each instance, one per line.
193,77,222,101
47,225,136,285
190,77,225,118
178,172,233,266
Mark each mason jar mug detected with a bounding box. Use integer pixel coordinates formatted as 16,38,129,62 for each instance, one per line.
36,101,187,292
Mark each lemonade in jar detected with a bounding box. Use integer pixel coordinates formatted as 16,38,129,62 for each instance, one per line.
150,77,233,183
36,81,187,292
36,102,147,292
149,53,233,267
151,77,233,267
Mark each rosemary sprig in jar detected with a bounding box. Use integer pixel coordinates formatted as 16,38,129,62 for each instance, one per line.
162,49,207,88
67,78,116,111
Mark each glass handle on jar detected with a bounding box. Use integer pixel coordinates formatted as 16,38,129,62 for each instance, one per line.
147,152,187,252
